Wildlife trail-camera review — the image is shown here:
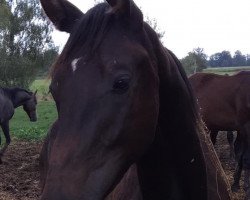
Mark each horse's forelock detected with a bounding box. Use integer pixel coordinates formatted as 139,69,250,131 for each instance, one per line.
50,1,145,78
51,3,112,77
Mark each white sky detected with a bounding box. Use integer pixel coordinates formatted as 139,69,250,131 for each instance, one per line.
52,0,250,59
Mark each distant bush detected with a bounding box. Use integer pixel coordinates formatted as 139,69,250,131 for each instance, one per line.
0,54,36,88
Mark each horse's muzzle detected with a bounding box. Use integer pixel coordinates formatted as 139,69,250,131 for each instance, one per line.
30,116,37,122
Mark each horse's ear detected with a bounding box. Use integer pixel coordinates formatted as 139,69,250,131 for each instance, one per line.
106,0,143,31
106,0,130,13
34,90,38,96
40,0,84,33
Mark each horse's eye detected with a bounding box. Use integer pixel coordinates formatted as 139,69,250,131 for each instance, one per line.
113,76,131,94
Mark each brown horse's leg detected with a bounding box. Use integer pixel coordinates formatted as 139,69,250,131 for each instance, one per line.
0,121,11,164
232,129,244,192
232,156,243,192
227,131,235,159
242,122,250,200
210,130,218,145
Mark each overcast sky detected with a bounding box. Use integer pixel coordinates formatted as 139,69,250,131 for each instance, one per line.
52,0,250,59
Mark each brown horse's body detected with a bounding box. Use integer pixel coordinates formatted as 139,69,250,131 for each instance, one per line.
39,0,232,199
190,72,250,133
190,71,250,197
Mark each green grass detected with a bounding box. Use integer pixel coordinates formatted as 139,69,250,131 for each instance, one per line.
30,79,51,100
203,66,250,75
10,101,57,141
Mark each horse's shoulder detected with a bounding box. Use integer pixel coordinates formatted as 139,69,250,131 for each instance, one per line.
0,105,14,123
0,90,14,121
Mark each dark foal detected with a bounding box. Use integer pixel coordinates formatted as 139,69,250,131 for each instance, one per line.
40,0,232,199
0,87,37,163
190,71,250,199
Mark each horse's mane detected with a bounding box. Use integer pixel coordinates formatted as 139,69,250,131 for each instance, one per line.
0,87,32,104
1,87,31,95
142,22,202,127
52,3,113,76
168,50,202,120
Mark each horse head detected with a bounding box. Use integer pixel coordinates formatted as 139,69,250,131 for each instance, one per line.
40,1,159,199
23,90,38,122
40,0,231,199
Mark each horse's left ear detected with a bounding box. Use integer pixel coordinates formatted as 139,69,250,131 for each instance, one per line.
106,0,143,31
34,90,38,96
40,0,84,33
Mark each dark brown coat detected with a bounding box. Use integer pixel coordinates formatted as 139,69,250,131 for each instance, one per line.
190,71,250,195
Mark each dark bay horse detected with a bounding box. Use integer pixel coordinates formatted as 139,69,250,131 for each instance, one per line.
189,71,250,198
0,87,37,163
40,0,232,199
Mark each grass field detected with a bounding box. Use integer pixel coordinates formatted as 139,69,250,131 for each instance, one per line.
30,79,51,100
203,66,250,75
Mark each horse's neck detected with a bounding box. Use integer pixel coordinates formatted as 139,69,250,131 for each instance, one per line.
137,131,186,200
3,88,28,108
139,37,207,199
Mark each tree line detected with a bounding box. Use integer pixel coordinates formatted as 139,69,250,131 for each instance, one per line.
209,50,250,67
181,48,250,75
0,0,58,89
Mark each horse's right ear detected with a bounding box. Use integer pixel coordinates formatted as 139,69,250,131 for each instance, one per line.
106,0,143,32
40,0,84,33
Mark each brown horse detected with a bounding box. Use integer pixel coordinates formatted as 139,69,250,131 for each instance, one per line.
190,71,250,198
39,0,232,199
0,87,37,164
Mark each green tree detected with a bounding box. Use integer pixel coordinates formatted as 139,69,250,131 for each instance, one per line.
209,53,221,67
37,48,59,77
0,0,57,88
0,0,10,30
181,48,208,75
247,54,250,66
232,50,246,66
209,51,232,67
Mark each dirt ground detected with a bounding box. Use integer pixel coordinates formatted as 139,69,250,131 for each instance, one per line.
0,141,41,200
0,132,246,200
215,132,245,200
